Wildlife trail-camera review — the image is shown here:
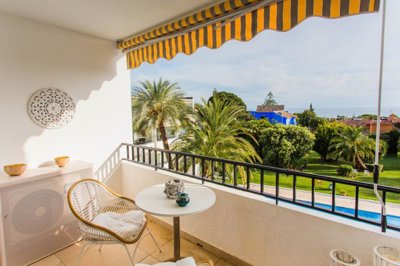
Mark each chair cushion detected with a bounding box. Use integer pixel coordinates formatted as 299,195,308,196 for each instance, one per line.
135,257,197,266
92,210,145,240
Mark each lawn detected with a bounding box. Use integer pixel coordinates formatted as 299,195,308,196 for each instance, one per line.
303,152,400,202
304,152,400,187
242,152,400,203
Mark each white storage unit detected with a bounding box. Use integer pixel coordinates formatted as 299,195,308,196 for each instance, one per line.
0,161,92,266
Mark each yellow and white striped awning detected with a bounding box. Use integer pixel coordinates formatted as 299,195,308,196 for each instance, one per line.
118,0,380,69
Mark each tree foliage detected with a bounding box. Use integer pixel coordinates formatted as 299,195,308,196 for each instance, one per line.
208,89,247,109
208,89,251,120
131,78,189,150
370,130,400,155
242,119,272,156
314,122,347,161
357,114,377,120
398,139,400,159
329,127,376,170
295,106,326,131
260,125,315,169
172,97,260,185
263,91,277,106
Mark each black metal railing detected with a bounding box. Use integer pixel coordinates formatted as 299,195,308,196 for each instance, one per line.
121,143,400,232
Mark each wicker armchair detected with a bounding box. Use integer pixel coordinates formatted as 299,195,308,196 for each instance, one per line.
136,258,214,266
67,178,161,265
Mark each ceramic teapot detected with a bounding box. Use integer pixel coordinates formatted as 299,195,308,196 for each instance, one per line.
163,179,184,199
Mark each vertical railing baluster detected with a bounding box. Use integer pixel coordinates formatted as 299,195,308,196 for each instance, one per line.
211,160,214,180
136,147,139,161
233,164,237,187
260,169,264,194
246,166,250,190
275,172,280,205
148,149,151,165
184,155,187,174
126,145,130,160
154,150,157,169
382,190,387,205
142,148,145,163
355,186,359,218
175,153,179,172
222,162,226,184
332,182,336,212
201,158,205,184
382,190,387,232
192,157,196,176
311,178,315,207
293,174,297,202
131,146,134,161
161,152,164,168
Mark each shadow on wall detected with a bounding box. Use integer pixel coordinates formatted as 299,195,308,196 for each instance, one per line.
0,12,131,170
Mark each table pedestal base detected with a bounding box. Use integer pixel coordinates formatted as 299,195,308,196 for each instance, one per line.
173,216,180,261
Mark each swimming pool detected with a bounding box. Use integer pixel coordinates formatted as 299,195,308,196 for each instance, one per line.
300,201,400,228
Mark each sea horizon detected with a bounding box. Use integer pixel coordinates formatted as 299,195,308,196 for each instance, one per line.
285,106,400,118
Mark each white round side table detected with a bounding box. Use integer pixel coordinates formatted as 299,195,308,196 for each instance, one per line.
135,183,216,261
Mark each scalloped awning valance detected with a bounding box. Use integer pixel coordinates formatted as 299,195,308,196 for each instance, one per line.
118,0,380,69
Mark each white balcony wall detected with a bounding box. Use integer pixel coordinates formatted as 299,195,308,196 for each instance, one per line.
108,161,400,266
0,12,132,169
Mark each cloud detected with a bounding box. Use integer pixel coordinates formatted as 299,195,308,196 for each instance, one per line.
131,1,400,114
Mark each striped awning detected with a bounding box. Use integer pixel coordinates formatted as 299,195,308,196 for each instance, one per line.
119,0,380,69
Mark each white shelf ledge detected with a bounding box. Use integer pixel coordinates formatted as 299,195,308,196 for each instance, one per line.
0,161,92,189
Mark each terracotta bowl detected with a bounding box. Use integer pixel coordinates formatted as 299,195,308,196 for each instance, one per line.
4,164,27,176
54,156,70,167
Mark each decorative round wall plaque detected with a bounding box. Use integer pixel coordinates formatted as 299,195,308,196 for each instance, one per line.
27,88,75,129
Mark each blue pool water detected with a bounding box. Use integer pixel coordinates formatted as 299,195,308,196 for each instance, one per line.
299,201,400,228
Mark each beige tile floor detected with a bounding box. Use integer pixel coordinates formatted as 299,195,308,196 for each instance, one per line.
30,220,235,266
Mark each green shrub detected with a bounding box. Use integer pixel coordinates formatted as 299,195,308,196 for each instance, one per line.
349,172,358,178
260,125,315,169
365,163,384,173
337,164,354,177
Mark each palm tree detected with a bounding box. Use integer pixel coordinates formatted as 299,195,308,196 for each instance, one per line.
171,97,260,185
131,78,189,151
329,126,375,170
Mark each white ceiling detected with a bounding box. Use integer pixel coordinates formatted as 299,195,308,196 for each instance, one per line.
0,0,220,40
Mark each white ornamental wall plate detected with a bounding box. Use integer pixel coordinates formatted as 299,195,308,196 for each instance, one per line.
27,88,75,129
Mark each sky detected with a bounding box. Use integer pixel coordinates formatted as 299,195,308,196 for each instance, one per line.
130,1,400,117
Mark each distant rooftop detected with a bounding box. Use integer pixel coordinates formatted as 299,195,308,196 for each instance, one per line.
256,105,284,112
274,110,296,119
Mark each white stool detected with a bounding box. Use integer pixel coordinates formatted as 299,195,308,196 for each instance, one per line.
374,246,400,266
330,250,361,266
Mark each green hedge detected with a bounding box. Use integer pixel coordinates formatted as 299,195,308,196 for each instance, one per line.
337,164,355,177
365,163,384,173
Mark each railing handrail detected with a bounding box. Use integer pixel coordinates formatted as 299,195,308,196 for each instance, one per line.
121,143,400,193
120,143,400,232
